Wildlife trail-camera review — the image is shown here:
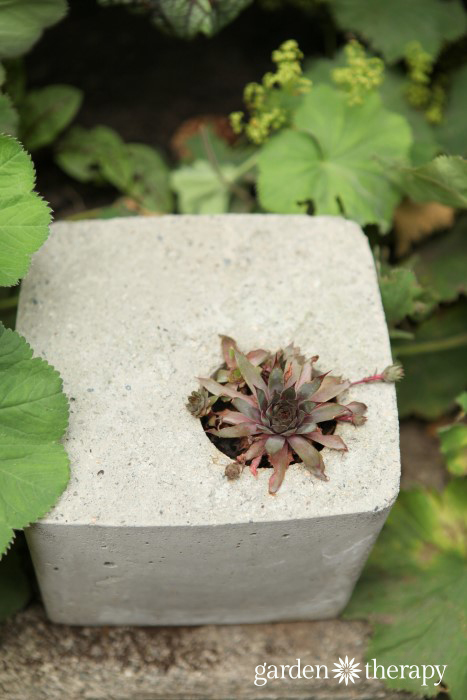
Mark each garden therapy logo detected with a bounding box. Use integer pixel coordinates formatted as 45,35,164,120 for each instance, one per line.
253,658,448,688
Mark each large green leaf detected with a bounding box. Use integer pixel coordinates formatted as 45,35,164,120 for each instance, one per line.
345,480,467,699
413,219,467,304
397,156,467,208
329,0,467,63
0,135,51,286
257,86,412,231
0,325,69,555
0,546,30,621
304,56,439,165
0,0,67,59
19,84,82,151
437,65,467,157
393,301,467,419
56,125,173,212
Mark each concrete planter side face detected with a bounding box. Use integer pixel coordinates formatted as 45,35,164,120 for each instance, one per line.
18,215,400,625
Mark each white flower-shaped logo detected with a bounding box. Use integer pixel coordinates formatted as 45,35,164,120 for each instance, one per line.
333,656,361,685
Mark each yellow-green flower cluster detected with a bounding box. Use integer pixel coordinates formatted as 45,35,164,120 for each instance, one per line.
404,41,445,124
332,40,384,106
404,41,433,107
230,39,311,145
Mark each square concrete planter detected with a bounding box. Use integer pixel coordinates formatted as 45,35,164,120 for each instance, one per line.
17,214,400,626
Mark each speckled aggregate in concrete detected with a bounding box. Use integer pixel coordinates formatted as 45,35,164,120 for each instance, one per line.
17,215,400,625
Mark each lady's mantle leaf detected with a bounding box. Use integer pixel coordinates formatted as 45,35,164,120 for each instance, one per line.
0,0,67,59
344,480,467,700
257,86,412,231
329,0,466,63
0,135,51,286
0,325,69,556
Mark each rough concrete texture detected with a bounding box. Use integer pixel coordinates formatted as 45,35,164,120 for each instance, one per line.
17,215,400,625
0,605,415,700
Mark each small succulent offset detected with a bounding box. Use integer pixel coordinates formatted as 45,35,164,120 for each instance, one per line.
187,336,403,495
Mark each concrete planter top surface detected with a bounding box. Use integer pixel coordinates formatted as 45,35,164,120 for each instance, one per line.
18,214,399,527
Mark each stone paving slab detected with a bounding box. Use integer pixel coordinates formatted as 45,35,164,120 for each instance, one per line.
0,606,414,700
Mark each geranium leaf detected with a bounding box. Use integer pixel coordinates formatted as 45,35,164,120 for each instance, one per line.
0,0,67,59
329,0,467,63
0,325,69,556
257,86,412,231
0,135,51,286
344,480,467,700
19,84,83,151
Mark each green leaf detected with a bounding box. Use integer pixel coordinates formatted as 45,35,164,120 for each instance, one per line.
0,325,69,555
413,219,467,304
345,480,467,700
398,156,467,208
0,92,18,135
0,0,67,59
304,56,440,165
0,134,51,287
125,143,173,213
379,266,425,325
257,86,412,231
437,65,467,157
0,546,30,621
329,0,467,63
56,126,173,212
171,159,236,214
146,0,252,38
438,393,467,477
19,84,82,151
379,70,440,165
393,301,467,419
181,125,255,166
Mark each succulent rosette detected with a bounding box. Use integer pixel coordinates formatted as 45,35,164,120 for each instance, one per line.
187,336,402,494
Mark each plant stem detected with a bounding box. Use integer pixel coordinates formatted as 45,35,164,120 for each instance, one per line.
393,332,467,357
